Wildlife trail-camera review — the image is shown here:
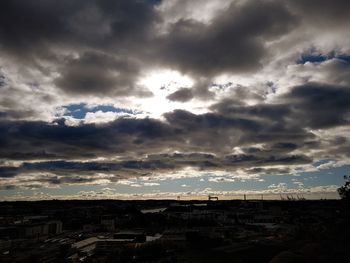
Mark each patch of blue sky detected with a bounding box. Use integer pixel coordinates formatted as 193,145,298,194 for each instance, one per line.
297,54,328,64
297,51,350,64
335,54,350,63
61,103,141,119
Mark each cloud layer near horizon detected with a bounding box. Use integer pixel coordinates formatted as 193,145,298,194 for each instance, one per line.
0,0,350,195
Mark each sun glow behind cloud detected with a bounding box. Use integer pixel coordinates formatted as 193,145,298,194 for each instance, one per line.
136,69,196,117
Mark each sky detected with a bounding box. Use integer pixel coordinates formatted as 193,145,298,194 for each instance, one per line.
1,0,350,201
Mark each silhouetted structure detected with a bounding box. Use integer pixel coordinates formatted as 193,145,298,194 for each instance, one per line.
0,199,348,262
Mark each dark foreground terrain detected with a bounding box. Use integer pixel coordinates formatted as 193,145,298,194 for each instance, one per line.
0,199,349,263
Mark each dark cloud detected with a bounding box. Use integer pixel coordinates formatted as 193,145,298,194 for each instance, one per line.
0,0,160,57
0,151,312,189
0,117,177,161
281,82,350,129
164,109,261,131
0,0,75,57
166,88,193,102
212,82,350,130
0,75,6,87
55,51,151,97
0,96,317,190
211,100,291,122
0,105,296,163
4,80,347,167
0,109,38,120
272,142,298,151
224,153,311,166
0,0,159,96
156,0,297,76
324,58,350,86
288,0,350,26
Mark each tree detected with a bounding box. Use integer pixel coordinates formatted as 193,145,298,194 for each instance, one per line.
337,175,350,200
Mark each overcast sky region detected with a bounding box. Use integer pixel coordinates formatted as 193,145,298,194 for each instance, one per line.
1,0,350,200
